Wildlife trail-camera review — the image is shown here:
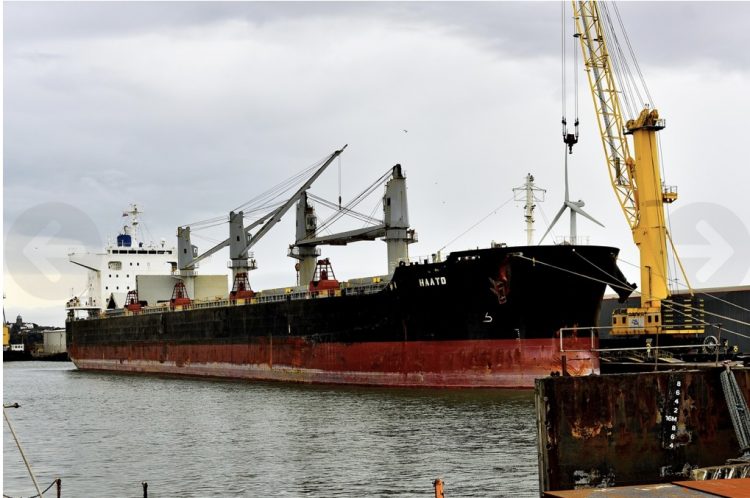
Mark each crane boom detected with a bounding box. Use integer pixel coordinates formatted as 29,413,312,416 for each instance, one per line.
572,1,637,230
572,1,703,335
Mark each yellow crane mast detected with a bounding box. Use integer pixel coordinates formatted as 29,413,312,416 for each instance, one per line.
572,0,702,336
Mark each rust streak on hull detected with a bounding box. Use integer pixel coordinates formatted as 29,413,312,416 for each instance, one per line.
70,337,598,388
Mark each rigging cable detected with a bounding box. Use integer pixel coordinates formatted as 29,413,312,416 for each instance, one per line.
699,290,750,314
574,250,634,290
513,253,750,340
437,195,515,253
611,1,653,106
365,198,384,229
658,133,679,295
307,194,381,226
536,204,556,245
660,303,750,341
600,2,637,118
514,253,635,293
662,298,750,329
314,168,393,235
183,152,331,230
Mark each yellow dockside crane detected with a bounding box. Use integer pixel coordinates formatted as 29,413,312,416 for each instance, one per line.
572,1,704,336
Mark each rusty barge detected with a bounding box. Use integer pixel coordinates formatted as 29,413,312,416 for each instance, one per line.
536,367,750,493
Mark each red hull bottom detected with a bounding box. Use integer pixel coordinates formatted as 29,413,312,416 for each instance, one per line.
69,337,599,388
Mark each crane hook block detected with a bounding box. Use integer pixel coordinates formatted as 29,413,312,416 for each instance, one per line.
564,133,578,154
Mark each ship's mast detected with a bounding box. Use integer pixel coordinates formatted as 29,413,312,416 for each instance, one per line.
513,174,546,245
124,204,142,244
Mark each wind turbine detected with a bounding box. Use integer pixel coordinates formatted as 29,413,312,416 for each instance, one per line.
539,122,604,244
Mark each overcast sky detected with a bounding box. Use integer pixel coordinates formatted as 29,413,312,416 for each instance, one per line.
4,1,750,327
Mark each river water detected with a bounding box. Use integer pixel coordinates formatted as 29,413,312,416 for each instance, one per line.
3,362,539,497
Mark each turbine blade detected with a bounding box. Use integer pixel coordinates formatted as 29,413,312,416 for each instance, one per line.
569,204,605,228
538,204,567,244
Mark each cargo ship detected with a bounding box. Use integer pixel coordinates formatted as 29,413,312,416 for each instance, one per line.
66,147,633,388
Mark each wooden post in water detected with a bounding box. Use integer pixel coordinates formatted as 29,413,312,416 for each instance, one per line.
433,478,445,497
142,481,148,498
56,478,61,498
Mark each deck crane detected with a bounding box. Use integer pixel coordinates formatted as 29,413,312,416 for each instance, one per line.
176,146,348,296
175,145,415,300
571,1,704,336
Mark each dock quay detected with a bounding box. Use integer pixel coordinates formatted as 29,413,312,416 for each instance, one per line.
544,477,750,497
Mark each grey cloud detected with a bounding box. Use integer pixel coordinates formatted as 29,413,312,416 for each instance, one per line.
6,2,750,69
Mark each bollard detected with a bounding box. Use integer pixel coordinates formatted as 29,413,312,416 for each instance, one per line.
56,478,61,498
142,481,148,498
433,478,445,498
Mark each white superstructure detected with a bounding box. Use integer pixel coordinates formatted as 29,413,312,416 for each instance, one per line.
67,204,177,316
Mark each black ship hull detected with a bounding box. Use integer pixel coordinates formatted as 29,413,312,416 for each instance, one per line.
68,245,629,387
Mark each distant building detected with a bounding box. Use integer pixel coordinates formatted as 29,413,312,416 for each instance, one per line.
43,329,67,355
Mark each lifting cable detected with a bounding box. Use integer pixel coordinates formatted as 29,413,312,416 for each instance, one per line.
561,1,566,124
338,155,343,210
314,167,393,235
598,2,653,117
561,2,579,150
307,193,381,226
610,1,653,106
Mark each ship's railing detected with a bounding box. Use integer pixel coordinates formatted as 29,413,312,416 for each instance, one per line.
553,235,590,246
406,253,444,265
556,326,602,353
104,309,126,318
86,281,389,321
557,326,733,364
